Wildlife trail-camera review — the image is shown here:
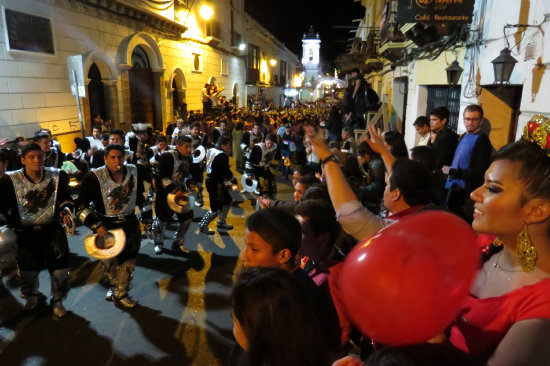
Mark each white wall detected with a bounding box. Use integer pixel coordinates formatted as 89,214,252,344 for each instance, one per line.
460,0,550,141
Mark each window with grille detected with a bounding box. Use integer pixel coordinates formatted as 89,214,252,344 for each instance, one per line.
248,44,260,69
280,61,287,85
426,86,461,132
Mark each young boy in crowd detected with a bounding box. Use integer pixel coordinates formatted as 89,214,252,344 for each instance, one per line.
241,208,342,359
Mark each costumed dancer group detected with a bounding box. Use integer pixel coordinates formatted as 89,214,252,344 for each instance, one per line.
239,123,278,199
0,120,278,315
0,143,73,318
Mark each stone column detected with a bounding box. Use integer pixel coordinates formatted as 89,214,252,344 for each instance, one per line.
152,68,166,132
103,79,119,130
118,64,132,131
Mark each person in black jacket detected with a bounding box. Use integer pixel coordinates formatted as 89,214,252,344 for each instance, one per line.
350,68,367,129
326,106,343,142
443,105,493,222
211,119,231,147
34,131,64,168
76,144,151,308
187,122,209,207
278,124,294,180
240,123,264,152
427,106,458,170
153,135,194,254
198,136,237,234
0,143,73,317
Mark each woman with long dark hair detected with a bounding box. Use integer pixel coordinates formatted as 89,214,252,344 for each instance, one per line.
231,267,331,366
449,115,550,365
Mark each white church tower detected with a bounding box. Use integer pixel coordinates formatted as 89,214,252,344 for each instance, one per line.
302,26,321,87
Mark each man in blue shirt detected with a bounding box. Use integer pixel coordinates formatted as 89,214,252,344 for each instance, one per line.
443,105,493,222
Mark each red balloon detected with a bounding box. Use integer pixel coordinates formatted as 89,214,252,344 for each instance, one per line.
339,210,478,346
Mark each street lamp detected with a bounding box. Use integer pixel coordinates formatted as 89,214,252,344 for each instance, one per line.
199,3,214,20
491,48,517,84
238,43,246,51
446,60,463,86
269,59,277,67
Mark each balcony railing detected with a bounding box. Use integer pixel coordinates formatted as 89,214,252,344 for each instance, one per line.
362,27,381,59
380,23,406,44
379,0,406,45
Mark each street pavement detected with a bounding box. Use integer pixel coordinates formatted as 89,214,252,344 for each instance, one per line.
0,163,294,366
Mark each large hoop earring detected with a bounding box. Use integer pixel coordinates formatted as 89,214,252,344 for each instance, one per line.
516,226,537,272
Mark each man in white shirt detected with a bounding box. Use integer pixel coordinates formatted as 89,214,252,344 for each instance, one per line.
413,116,431,147
171,119,185,145
87,125,105,151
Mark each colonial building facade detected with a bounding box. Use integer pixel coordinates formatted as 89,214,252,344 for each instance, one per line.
0,0,298,150
349,0,550,151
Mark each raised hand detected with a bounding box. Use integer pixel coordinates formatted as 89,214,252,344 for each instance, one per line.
364,125,388,154
304,125,330,160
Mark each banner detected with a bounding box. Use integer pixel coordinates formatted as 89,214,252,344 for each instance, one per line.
396,0,475,24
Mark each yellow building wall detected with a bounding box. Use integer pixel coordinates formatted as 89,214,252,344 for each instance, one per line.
415,49,466,85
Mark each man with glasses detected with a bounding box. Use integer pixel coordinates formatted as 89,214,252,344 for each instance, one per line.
443,104,493,222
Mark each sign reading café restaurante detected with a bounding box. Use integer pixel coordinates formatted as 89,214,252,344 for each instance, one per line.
396,0,475,24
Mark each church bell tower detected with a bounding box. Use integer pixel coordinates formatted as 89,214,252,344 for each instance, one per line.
301,26,321,87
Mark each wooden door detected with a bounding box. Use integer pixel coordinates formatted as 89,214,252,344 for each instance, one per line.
88,63,106,132
478,86,522,150
129,67,155,125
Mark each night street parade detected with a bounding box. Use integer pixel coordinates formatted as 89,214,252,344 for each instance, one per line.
0,0,549,365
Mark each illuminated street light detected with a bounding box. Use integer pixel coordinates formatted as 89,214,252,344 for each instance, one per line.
269,59,277,67
238,43,246,51
199,4,214,20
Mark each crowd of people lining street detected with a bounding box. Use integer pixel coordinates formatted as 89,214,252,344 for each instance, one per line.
0,68,549,366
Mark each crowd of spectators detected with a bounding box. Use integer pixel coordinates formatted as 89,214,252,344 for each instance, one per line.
1,98,549,366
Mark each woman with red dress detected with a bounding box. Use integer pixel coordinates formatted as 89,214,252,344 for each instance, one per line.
449,115,550,365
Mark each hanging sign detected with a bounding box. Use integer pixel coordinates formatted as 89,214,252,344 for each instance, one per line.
67,55,86,98
396,0,475,24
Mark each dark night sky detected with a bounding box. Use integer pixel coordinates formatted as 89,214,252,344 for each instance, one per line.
244,0,365,72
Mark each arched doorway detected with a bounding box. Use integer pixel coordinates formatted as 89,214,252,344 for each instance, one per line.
118,32,164,132
170,69,187,120
82,49,119,133
172,79,179,116
129,45,157,128
88,63,106,126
